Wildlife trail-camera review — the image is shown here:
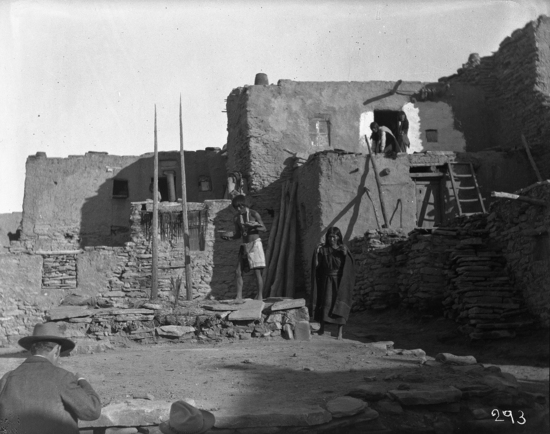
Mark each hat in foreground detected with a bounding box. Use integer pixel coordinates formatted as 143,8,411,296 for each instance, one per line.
18,322,76,353
159,400,215,434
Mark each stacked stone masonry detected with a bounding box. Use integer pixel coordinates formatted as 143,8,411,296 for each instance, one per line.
444,16,550,177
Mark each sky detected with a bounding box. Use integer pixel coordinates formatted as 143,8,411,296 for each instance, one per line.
1,0,549,214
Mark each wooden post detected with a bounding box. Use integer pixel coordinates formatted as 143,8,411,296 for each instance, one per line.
180,96,193,301
262,209,280,284
284,192,297,298
265,181,288,294
491,191,547,207
521,134,542,182
364,135,389,228
151,106,159,301
271,181,297,297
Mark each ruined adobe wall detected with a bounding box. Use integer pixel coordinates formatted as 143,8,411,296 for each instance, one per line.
0,212,22,250
0,200,252,346
444,16,550,168
20,150,227,250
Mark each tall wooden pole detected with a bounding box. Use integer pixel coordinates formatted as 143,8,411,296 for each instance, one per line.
151,106,159,300
521,134,542,182
180,96,193,301
364,135,389,228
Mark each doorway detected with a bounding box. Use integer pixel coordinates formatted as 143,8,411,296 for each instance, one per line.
374,110,400,137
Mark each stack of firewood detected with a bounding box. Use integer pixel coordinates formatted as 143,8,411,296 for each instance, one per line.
263,180,298,298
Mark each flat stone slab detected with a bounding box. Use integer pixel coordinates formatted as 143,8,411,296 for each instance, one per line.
80,400,171,427
228,300,265,321
388,386,462,406
156,325,195,337
48,306,92,320
374,399,403,414
212,405,331,428
294,320,311,341
326,396,366,418
347,384,388,401
270,299,306,311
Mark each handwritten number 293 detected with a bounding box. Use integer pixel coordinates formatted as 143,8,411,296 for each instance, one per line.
492,409,526,425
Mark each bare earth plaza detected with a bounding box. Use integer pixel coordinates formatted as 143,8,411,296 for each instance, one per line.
0,5,549,434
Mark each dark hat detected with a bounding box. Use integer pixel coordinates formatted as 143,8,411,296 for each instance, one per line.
18,322,76,353
159,401,215,434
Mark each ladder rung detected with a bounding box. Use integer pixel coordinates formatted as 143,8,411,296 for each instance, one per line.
453,174,474,178
458,186,476,190
458,198,481,203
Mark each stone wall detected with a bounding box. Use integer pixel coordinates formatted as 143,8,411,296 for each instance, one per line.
0,199,263,346
350,185,550,330
444,16,550,175
20,149,226,250
486,182,550,327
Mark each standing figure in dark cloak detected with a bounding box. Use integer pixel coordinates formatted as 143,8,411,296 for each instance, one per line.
310,227,355,340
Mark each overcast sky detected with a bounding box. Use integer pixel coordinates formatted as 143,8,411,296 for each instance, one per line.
1,0,548,213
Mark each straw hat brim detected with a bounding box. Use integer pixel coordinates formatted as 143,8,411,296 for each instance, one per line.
159,409,215,434
18,335,75,353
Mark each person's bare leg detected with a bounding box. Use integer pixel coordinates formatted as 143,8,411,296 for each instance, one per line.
337,325,344,340
318,320,325,335
254,269,263,301
235,257,243,301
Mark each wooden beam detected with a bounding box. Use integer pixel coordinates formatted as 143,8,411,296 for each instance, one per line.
180,96,193,302
151,106,159,301
364,135,389,228
521,134,542,182
491,191,547,207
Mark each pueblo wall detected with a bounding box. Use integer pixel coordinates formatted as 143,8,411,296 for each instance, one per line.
21,149,226,250
0,212,22,250
443,16,550,171
225,80,493,213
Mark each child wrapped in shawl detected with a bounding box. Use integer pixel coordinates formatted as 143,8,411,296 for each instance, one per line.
310,227,355,340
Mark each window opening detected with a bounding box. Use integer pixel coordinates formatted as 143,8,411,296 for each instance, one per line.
112,179,129,198
426,129,438,142
309,116,330,147
198,176,212,192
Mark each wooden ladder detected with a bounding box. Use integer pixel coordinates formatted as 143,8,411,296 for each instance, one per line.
446,162,486,215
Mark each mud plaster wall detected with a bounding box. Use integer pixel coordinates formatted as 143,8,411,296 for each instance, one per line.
0,212,22,249
0,254,55,346
226,79,495,215
21,150,226,250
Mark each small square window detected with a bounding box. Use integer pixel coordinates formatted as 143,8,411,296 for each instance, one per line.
309,117,330,147
112,179,129,198
426,129,438,142
198,176,211,192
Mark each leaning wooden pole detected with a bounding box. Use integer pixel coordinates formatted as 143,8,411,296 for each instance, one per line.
151,106,159,300
271,181,297,297
284,192,297,298
364,135,389,228
521,134,542,182
266,181,289,294
180,96,193,301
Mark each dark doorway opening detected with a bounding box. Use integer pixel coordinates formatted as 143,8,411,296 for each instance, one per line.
151,177,170,202
374,110,400,137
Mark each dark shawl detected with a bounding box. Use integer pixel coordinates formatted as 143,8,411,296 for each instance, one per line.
309,245,356,322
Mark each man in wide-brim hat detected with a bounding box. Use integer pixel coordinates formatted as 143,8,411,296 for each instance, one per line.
158,400,215,434
0,322,102,434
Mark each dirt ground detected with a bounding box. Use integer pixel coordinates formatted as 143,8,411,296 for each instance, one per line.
1,309,548,417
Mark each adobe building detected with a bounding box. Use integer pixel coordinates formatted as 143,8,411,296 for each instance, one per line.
0,16,549,347
19,148,226,250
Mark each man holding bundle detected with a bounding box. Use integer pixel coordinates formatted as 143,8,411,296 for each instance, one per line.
221,195,267,300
